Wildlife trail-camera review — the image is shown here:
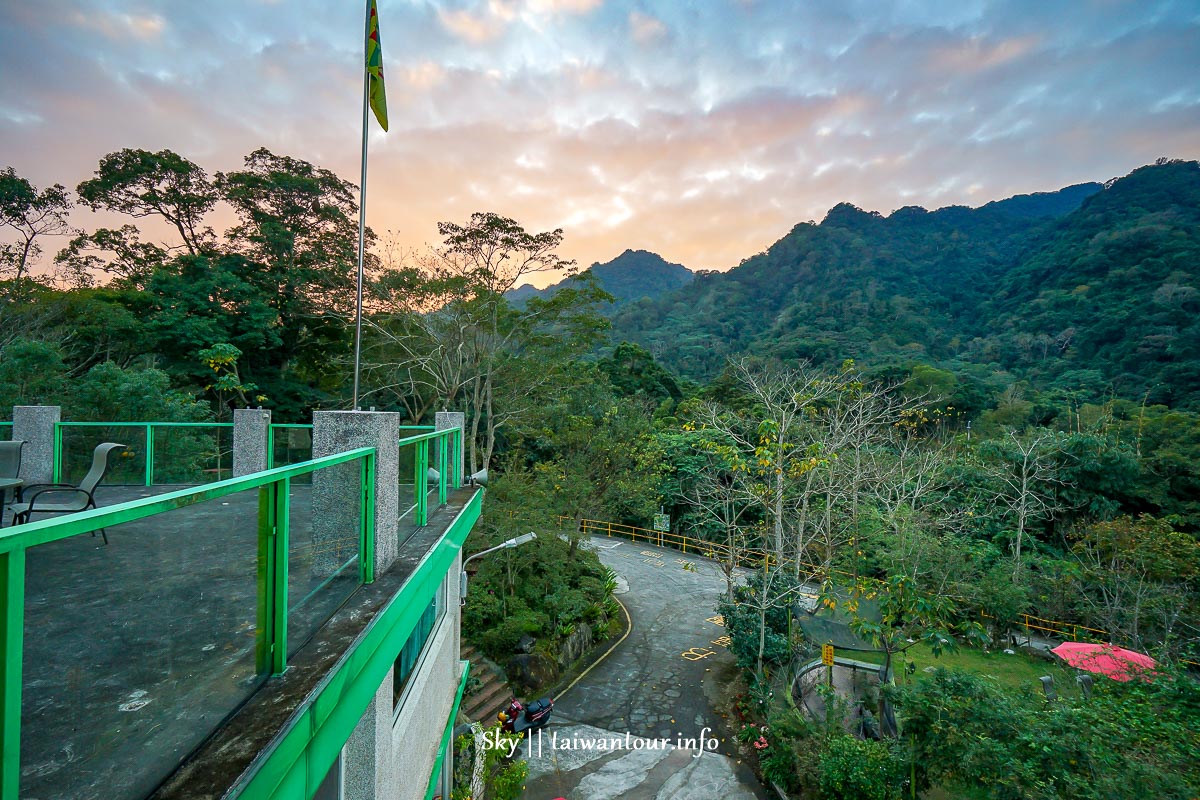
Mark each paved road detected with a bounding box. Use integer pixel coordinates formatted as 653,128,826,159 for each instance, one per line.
522,537,769,800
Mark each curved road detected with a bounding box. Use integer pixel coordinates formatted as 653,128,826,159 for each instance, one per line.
523,537,768,800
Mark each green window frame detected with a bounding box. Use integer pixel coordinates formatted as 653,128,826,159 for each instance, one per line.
392,577,446,709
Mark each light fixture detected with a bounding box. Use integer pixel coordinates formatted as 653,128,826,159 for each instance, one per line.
459,531,537,605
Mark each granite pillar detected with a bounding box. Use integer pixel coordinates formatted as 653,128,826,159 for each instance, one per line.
313,410,400,576
232,408,271,477
434,411,465,483
12,405,60,485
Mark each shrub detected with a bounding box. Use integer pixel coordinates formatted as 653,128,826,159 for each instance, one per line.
817,735,905,800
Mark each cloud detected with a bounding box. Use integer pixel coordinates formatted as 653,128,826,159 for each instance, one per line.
629,11,666,44
437,7,507,43
0,0,1198,286
525,0,603,14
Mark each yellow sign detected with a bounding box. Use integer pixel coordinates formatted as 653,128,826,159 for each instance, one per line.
822,643,835,666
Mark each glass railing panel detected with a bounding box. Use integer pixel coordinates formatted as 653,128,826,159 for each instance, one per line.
286,460,362,656
149,424,232,485
397,439,418,544
20,487,266,800
58,423,148,486
269,425,313,476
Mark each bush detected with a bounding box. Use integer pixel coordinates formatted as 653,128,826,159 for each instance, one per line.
479,608,550,657
817,735,905,800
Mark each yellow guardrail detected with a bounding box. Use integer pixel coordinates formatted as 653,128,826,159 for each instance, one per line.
555,515,1182,656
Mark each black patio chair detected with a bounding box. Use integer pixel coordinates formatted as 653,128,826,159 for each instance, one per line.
0,440,24,526
8,442,127,543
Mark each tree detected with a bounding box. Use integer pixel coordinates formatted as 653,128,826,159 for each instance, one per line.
55,225,167,290
981,428,1064,582
0,338,68,418
366,214,609,471
0,167,73,300
75,148,217,255
218,148,365,379
1069,515,1200,656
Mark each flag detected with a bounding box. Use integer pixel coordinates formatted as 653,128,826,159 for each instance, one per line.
366,0,388,131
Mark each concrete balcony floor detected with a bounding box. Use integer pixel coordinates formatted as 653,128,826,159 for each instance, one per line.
10,482,466,800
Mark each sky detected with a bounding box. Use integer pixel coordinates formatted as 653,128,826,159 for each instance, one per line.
2,0,1199,287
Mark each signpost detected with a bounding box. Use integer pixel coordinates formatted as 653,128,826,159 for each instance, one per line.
822,642,835,686
653,512,669,546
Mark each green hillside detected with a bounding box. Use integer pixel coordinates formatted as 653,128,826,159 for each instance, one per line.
612,161,1200,409
508,248,693,312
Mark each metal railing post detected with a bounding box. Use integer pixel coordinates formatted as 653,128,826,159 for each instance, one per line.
52,423,62,484
271,478,290,675
360,452,376,585
0,548,25,800
145,424,155,487
438,434,448,505
416,440,429,526
256,477,291,677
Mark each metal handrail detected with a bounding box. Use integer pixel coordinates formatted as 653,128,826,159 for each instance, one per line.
0,447,379,797
53,421,233,486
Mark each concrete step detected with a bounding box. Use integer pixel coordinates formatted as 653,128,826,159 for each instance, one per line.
463,677,510,722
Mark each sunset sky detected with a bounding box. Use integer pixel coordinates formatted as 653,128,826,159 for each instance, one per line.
2,0,1198,287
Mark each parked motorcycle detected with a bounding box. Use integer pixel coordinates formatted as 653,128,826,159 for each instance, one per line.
498,696,553,735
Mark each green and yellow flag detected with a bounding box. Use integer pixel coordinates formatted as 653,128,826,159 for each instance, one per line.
366,0,388,131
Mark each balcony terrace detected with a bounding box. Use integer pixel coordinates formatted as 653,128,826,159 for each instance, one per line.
0,412,479,800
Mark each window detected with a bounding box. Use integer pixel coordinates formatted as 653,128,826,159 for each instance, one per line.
313,752,342,800
393,576,447,709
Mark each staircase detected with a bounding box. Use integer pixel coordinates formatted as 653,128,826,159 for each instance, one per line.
461,642,511,725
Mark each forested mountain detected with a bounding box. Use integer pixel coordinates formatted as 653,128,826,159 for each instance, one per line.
507,248,693,311
611,160,1200,409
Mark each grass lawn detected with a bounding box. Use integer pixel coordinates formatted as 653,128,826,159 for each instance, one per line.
853,642,1082,699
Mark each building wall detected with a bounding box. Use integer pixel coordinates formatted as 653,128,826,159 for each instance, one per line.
344,557,463,800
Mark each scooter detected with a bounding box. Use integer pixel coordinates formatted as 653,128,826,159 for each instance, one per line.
498,696,554,735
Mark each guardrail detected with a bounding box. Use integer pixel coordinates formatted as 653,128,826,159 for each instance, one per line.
399,429,460,528
0,447,378,799
564,516,1184,657
53,421,234,486
0,423,10,441
267,423,312,469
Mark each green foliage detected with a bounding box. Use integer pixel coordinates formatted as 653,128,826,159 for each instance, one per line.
68,361,210,423
0,338,67,417
896,667,1200,800
817,735,905,800
462,477,612,662
717,571,801,671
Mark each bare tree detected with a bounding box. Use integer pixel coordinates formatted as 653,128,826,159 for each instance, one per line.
985,429,1063,583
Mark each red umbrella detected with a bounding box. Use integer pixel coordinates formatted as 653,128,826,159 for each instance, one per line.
1050,642,1156,682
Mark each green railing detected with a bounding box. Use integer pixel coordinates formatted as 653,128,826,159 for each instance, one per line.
268,425,435,470
268,423,313,470
53,421,234,486
398,429,461,529
0,447,377,800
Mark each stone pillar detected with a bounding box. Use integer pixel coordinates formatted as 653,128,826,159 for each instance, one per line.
434,411,465,482
342,677,394,800
232,408,271,477
12,405,60,485
313,410,400,575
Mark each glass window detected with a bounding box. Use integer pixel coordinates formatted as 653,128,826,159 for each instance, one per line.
313,752,342,800
393,575,448,709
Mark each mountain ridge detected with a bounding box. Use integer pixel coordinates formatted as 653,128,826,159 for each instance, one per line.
608,160,1200,409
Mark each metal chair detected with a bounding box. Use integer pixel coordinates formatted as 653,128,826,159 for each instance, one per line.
9,442,127,543
0,440,24,526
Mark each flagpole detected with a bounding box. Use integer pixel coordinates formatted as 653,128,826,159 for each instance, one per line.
352,0,371,411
